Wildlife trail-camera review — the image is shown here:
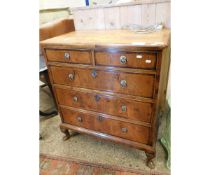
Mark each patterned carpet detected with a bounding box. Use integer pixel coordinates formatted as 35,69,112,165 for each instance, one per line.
40,154,169,175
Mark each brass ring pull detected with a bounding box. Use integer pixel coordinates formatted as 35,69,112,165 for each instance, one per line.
95,95,100,102
77,116,82,122
64,52,70,60
68,73,75,80
73,96,78,102
120,80,127,87
120,55,127,64
121,127,128,133
121,105,127,112
97,115,103,121
91,69,97,78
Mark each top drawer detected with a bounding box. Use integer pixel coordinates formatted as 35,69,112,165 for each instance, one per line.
95,52,157,69
46,49,91,64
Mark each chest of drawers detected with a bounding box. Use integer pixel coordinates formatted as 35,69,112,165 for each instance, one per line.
41,29,170,169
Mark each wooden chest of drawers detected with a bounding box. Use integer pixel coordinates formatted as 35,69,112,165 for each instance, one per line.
41,29,170,168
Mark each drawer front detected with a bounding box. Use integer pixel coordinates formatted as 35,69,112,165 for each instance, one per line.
46,49,91,64
50,66,155,98
56,87,152,123
95,52,156,69
61,107,150,144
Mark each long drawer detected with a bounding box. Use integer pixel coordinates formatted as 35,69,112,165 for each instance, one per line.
50,66,155,98
95,51,156,69
61,107,150,144
46,49,91,64
55,87,153,123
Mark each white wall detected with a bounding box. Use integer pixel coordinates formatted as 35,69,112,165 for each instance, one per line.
40,0,85,10
40,0,85,25
39,0,136,10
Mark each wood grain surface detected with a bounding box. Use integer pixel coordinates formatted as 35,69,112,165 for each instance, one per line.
55,86,153,123
72,1,171,30
95,51,157,69
41,29,170,48
46,49,91,64
50,66,155,98
61,107,150,144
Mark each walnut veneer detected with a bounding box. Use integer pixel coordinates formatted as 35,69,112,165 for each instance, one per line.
41,29,170,169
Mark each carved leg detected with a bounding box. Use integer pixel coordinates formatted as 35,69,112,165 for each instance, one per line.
60,126,70,141
145,152,155,169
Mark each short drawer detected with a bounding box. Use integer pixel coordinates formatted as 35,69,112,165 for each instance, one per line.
61,107,150,144
50,66,155,98
95,52,156,69
56,87,153,123
46,49,91,64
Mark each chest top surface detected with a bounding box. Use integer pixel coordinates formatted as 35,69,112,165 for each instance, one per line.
41,29,170,49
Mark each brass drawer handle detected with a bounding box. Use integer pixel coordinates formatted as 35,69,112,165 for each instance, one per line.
95,95,100,102
73,96,78,102
91,69,97,78
121,127,128,133
68,73,75,80
64,52,70,60
120,80,127,88
77,116,83,122
120,55,127,64
97,115,103,121
121,105,127,112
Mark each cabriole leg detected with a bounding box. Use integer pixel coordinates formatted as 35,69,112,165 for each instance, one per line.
60,126,70,141
145,152,155,169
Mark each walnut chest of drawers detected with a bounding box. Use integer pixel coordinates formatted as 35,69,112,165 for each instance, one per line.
41,29,170,168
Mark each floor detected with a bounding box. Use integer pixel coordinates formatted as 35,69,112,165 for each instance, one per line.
40,86,170,175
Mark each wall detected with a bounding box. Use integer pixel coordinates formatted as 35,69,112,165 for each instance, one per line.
40,0,85,10
39,0,86,25
40,9,70,25
72,0,171,30
39,1,134,25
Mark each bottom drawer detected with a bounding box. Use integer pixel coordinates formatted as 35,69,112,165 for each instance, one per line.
61,107,150,144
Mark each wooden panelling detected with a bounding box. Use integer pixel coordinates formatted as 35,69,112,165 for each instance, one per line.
119,5,141,27
73,8,105,30
141,3,156,26
156,2,171,28
104,7,120,29
61,107,150,144
72,1,171,30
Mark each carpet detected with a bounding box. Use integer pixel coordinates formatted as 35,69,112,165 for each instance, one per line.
40,154,169,175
